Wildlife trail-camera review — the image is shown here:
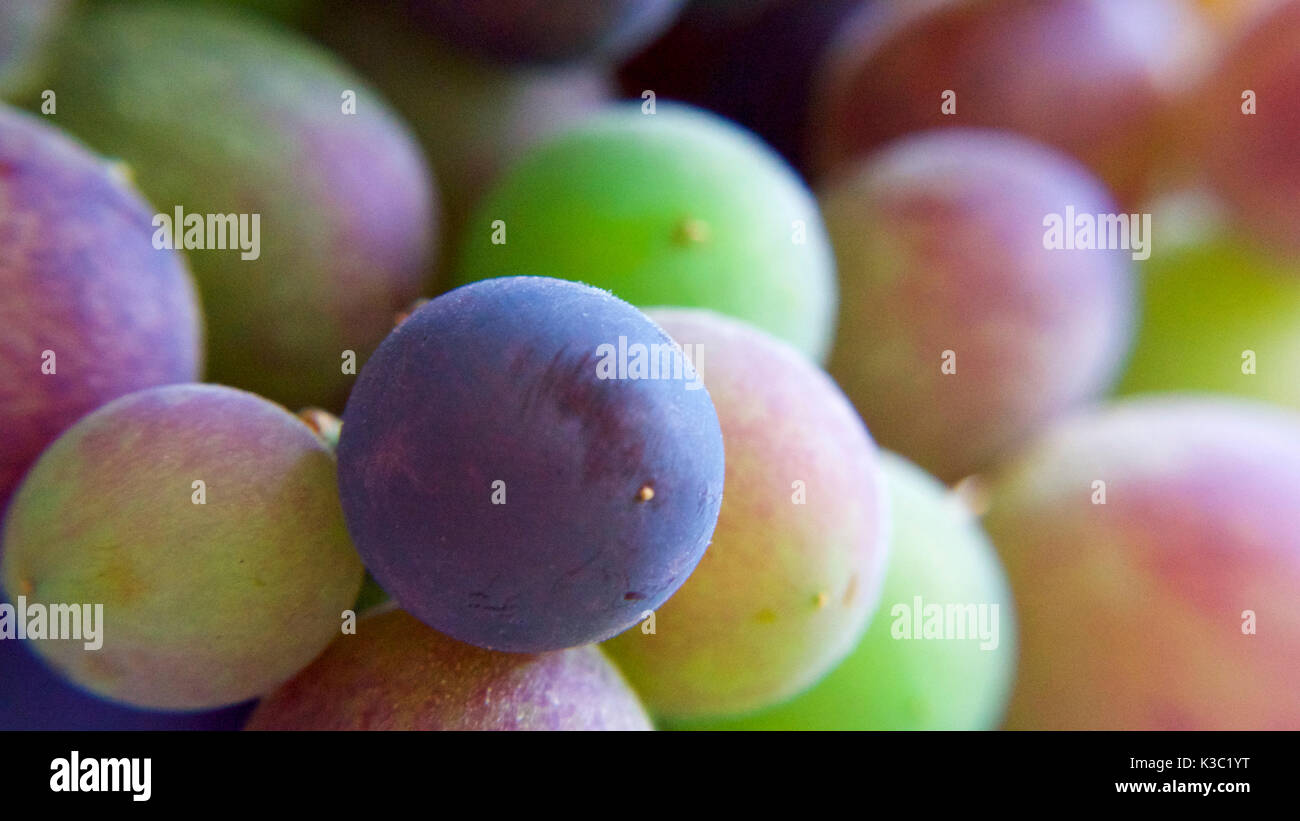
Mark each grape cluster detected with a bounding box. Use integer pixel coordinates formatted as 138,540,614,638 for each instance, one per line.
2,0,1297,731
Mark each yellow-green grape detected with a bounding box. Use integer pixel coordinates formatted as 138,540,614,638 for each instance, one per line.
1118,238,1300,411
677,451,1016,730
454,103,838,363
1,385,364,711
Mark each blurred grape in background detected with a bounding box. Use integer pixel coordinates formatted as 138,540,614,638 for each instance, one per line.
1119,231,1300,411
315,0,612,278
0,0,72,100
1191,0,1300,256
986,399,1300,730
810,0,1212,205
405,0,686,66
42,1,437,412
821,128,1136,483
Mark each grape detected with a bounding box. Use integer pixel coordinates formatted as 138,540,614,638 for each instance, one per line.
45,2,437,410
0,105,201,516
984,398,1300,729
604,308,888,720
336,277,725,653
1196,0,1300,255
1,384,364,710
821,128,1136,482
809,0,1207,204
315,0,610,279
454,103,838,362
1118,237,1300,411
245,610,651,730
679,451,1016,730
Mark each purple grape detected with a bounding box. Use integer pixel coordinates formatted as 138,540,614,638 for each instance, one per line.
0,105,202,516
337,277,725,653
